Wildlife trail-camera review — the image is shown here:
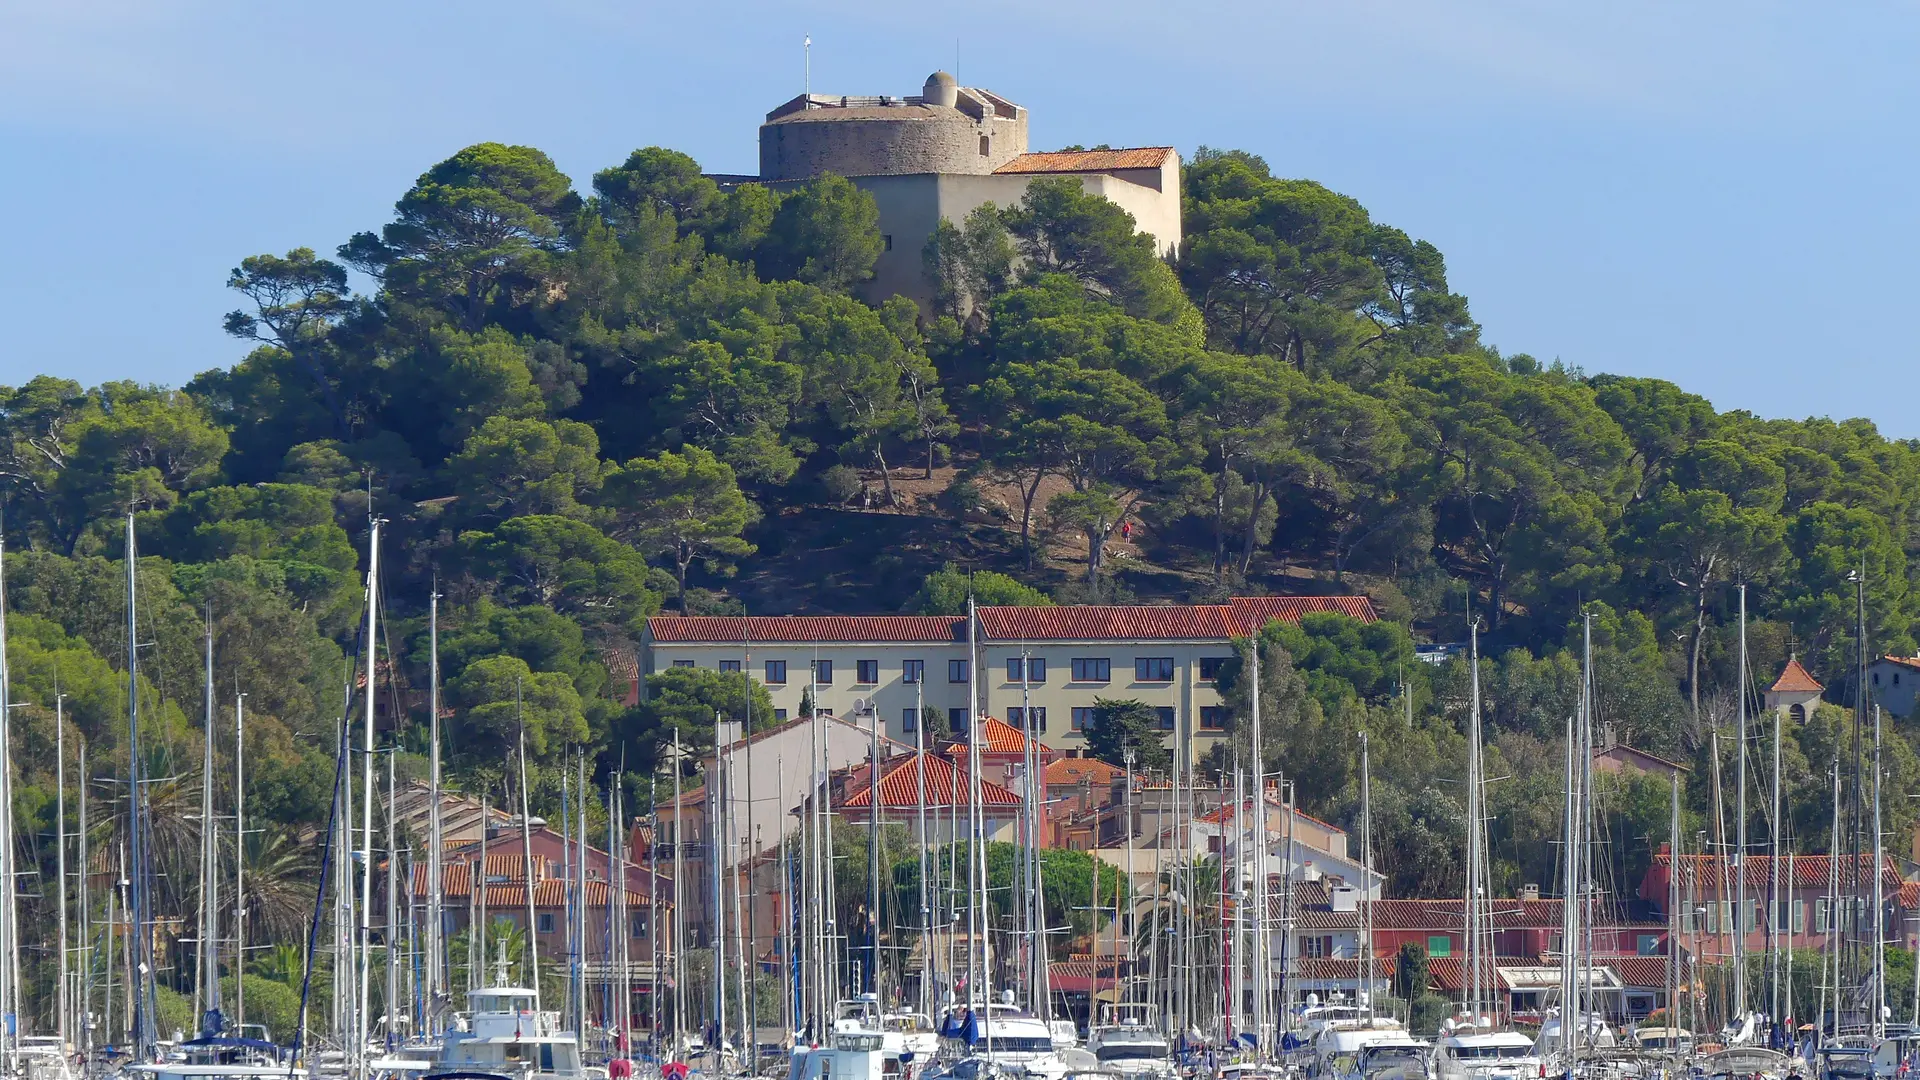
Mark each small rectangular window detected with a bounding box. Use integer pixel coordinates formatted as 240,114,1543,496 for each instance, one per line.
1028,658,1046,682
718,659,741,673
774,708,788,722
537,913,555,934
1071,658,1111,682
1009,707,1045,731
630,912,649,938
949,708,970,736
857,659,879,684
765,660,787,684
1154,706,1176,730
903,659,924,684
671,659,694,668
883,234,894,251
1135,657,1175,682
902,708,919,733
1199,657,1231,681
949,659,969,683
813,659,833,685
1427,935,1452,957
1072,707,1096,731
1200,706,1230,730
979,135,990,156
1006,657,1024,682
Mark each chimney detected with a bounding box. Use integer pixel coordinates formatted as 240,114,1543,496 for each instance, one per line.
1520,883,1541,901
1330,885,1359,913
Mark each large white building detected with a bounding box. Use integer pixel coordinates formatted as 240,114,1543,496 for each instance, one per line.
640,596,1377,760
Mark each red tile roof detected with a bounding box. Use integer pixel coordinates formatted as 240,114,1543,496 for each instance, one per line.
1292,957,1398,982
1426,957,1508,993
1881,655,1920,672
646,615,964,644
1601,956,1671,989
1044,757,1127,787
1199,795,1346,837
414,862,650,907
649,598,1378,646
1227,596,1379,632
944,715,1049,756
1901,881,1920,908
1649,852,1899,890
995,148,1175,174
978,604,1233,641
1769,658,1824,693
837,752,1021,809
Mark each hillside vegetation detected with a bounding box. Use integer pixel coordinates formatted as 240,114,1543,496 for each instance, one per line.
1,139,1916,938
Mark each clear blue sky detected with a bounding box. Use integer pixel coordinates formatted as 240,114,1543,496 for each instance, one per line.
3,2,1914,433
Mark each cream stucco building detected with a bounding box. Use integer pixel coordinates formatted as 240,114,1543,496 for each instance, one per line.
640,596,1377,763
742,71,1183,310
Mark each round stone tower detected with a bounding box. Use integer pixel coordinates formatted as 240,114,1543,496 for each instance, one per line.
758,71,1028,182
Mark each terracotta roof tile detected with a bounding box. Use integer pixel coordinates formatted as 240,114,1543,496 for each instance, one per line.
1292,957,1397,982
1769,658,1824,693
943,715,1049,756
414,863,650,907
1227,596,1379,633
995,148,1174,174
1044,757,1126,787
1882,655,1920,672
978,605,1236,641
1650,852,1899,890
646,615,964,644
838,752,1021,809
1601,956,1670,989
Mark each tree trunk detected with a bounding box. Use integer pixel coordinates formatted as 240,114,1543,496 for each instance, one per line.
874,447,896,507
1086,526,1107,585
1239,481,1271,577
1213,459,1230,585
926,435,936,480
1019,473,1045,570
1689,583,1709,720
677,543,692,614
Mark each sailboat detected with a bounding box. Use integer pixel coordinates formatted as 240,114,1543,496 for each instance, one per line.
1435,625,1539,1080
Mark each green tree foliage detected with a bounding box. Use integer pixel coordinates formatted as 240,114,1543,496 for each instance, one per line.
624,667,777,768
456,515,667,633
905,564,1054,614
445,654,588,767
340,143,581,330
448,416,605,521
601,446,758,612
759,174,883,291
1084,698,1171,772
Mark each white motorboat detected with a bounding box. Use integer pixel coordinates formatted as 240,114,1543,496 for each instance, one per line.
1432,1033,1539,1080
1346,1037,1431,1080
789,1033,896,1080
1085,1004,1173,1079
437,982,597,1080
1311,1019,1409,1080
940,1004,1071,1079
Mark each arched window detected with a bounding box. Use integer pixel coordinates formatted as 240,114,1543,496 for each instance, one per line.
1789,703,1806,724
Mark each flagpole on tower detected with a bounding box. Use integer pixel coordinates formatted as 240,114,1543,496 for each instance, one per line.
804,35,812,103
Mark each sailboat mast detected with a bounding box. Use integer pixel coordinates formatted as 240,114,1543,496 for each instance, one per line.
427,583,444,1037
234,692,247,1030
0,533,18,1067
1249,644,1267,1045
55,692,69,1051
1871,704,1885,1037
1770,592,1785,1033
1467,623,1485,1028
1668,771,1681,1061
914,681,930,1019
198,608,217,1032
1735,584,1748,1022
123,513,157,1061
672,727,686,1056
1359,731,1373,1021
359,516,383,1062
516,700,541,1004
